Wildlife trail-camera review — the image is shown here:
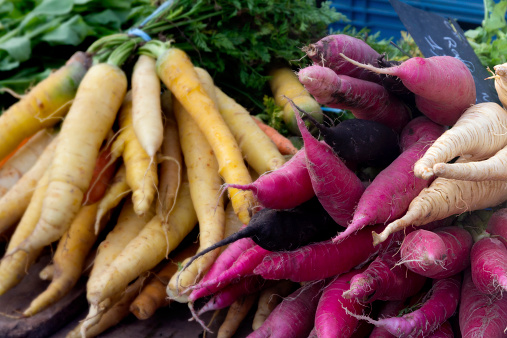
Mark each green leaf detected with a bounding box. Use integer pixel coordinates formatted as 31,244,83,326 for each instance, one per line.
0,56,20,71
484,0,507,31
41,15,93,45
85,9,122,28
31,0,74,16
0,36,31,62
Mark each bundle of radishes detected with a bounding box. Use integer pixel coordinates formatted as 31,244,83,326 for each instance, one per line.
176,34,507,337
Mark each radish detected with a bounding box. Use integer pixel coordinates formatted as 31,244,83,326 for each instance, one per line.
400,226,473,279
345,274,462,337
298,65,411,133
247,280,325,338
314,269,369,338
291,99,365,227
342,246,426,303
487,208,507,247
460,269,507,337
302,115,400,168
470,236,507,295
333,117,445,242
340,54,476,126
225,149,314,210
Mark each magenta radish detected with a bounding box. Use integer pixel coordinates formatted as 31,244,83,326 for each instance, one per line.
340,54,476,126
291,99,365,227
333,117,445,243
188,244,270,303
368,300,406,338
486,208,507,247
400,226,473,279
225,149,314,210
342,246,426,303
470,236,507,295
298,65,411,133
247,280,325,338
460,269,507,338
314,269,369,338
345,274,461,337
303,34,382,83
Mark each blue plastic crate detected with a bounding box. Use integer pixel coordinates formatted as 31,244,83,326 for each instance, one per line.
329,0,484,39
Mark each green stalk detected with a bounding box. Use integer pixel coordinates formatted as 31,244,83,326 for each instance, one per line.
107,38,142,67
138,40,171,60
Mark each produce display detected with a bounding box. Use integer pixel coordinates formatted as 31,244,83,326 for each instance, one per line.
1,1,507,338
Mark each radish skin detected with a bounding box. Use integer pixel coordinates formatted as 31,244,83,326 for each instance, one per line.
333,117,445,242
460,269,507,338
292,100,365,227
226,149,314,210
340,54,476,126
400,226,473,279
470,237,507,295
486,208,507,247
298,65,411,132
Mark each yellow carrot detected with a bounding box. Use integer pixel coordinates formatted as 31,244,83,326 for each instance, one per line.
252,279,295,330
0,51,91,162
0,170,49,295
86,172,196,321
217,293,258,338
8,62,127,256
156,91,182,223
0,129,55,197
130,241,198,320
0,134,57,236
269,65,323,135
94,164,130,233
131,55,163,157
144,42,256,224
211,82,286,175
171,96,226,293
110,92,158,216
23,203,100,316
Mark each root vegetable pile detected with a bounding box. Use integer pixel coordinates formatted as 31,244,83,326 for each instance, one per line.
1,28,507,338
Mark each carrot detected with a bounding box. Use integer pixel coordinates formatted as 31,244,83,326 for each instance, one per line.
82,144,118,206
129,242,198,320
248,280,325,338
315,269,369,338
7,61,127,257
346,274,462,337
470,236,507,295
156,91,182,223
333,117,445,242
459,268,507,338
340,54,476,126
252,280,295,331
342,246,426,303
85,173,197,319
268,65,323,135
303,34,382,83
110,92,158,216
94,164,130,234
414,102,507,180
400,226,473,279
226,148,314,210
82,199,154,333
0,129,55,197
172,95,226,294
372,178,507,246
0,51,91,162
0,134,57,236
213,84,286,175
68,277,145,338
217,293,258,338
0,170,49,295
298,65,411,133
251,116,298,155
131,54,163,158
0,137,30,170
293,99,365,227
142,42,256,225
23,203,100,316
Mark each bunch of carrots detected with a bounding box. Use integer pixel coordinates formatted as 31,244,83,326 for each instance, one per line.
1,29,507,338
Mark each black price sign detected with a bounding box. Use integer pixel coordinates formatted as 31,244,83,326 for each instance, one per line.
389,0,499,104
